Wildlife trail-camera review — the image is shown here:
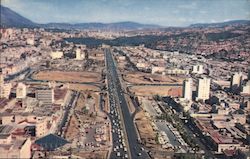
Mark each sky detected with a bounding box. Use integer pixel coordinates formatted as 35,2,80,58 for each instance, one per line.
2,0,250,26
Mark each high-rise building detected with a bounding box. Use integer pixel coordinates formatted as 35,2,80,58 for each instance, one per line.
0,83,12,99
50,51,63,59
75,48,85,60
0,68,4,86
0,70,12,99
241,81,250,94
35,88,54,106
196,77,211,101
183,78,192,100
230,72,243,92
16,82,27,99
192,65,203,74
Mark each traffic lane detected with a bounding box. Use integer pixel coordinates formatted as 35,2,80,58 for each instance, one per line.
114,80,148,158
108,92,127,157
119,96,146,158
108,51,149,159
107,51,148,159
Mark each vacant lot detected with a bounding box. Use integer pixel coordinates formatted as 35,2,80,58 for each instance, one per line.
135,111,157,148
123,72,184,84
33,71,101,83
65,115,79,141
74,150,108,159
129,85,182,97
68,83,100,92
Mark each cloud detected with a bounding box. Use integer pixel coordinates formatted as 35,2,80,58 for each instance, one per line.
199,10,207,14
1,0,250,26
177,2,197,9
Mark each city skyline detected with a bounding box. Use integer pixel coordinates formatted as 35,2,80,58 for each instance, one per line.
2,0,250,26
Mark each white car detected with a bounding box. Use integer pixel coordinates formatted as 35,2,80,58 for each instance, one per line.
124,154,128,158
116,152,121,157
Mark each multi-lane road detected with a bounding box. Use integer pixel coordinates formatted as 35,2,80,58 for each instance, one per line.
105,49,150,159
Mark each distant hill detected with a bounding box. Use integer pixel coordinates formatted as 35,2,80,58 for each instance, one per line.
0,5,161,30
189,20,250,28
1,5,249,30
42,21,161,30
0,5,37,28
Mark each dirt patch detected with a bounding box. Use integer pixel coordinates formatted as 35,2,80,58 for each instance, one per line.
129,86,182,97
125,94,136,114
123,72,184,84
65,115,79,141
33,71,101,83
74,150,108,159
135,111,157,148
68,84,100,92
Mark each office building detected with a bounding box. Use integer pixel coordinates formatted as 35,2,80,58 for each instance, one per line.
0,69,3,85
196,77,211,101
35,88,54,106
0,83,12,99
75,48,85,60
16,82,27,99
241,81,250,94
50,51,63,59
230,72,243,91
183,78,192,100
192,65,203,74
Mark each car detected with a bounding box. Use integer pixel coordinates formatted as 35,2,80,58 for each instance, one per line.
116,152,121,157
124,154,128,158
138,152,142,156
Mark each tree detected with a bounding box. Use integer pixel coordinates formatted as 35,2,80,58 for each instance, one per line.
153,94,162,101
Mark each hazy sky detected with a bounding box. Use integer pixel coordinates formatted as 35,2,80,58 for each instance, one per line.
2,0,250,26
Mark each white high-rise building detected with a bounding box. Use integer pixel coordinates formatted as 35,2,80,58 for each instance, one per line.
0,83,12,99
241,81,250,94
50,51,63,59
192,65,203,74
75,48,85,60
230,72,243,91
0,70,12,99
183,78,192,100
196,77,211,101
0,69,4,86
16,82,27,99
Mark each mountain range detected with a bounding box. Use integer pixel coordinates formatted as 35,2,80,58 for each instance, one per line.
0,5,160,30
1,5,249,30
189,20,250,28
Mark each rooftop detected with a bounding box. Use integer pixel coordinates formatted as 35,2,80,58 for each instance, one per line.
35,134,69,151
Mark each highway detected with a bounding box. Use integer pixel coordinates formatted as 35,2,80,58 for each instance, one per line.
105,49,149,159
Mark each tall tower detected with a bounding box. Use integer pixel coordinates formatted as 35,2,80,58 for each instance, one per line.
16,82,27,99
183,78,192,100
196,77,211,101
230,72,243,92
0,68,4,86
76,48,85,60
192,65,203,74
0,69,4,98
